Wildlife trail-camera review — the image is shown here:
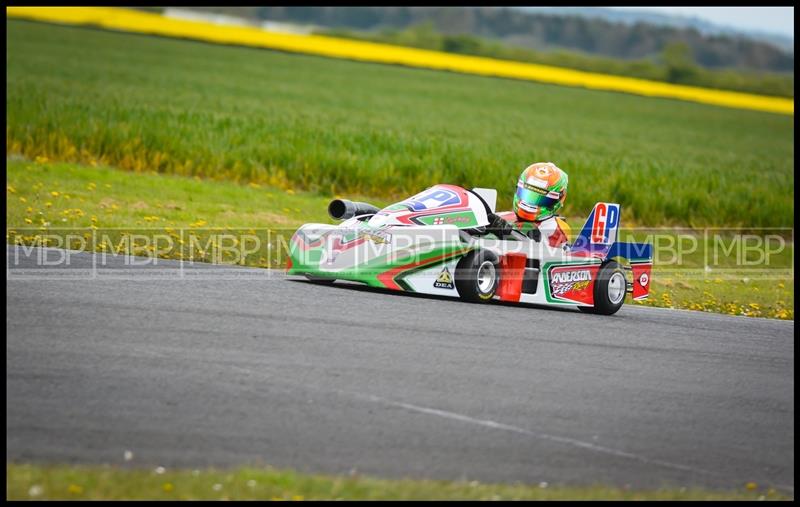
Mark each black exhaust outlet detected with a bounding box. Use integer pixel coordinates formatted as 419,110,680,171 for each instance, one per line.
328,199,380,220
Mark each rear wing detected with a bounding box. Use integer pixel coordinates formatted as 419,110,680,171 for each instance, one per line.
569,202,621,258
568,202,653,300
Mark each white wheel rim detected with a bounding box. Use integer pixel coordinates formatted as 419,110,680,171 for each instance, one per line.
608,272,625,304
477,261,496,293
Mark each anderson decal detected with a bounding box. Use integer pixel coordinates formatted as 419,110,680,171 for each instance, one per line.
547,264,600,304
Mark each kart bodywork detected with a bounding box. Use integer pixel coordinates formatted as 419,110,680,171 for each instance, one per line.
287,184,652,315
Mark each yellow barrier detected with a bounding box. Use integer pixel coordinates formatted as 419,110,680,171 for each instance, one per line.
7,6,794,116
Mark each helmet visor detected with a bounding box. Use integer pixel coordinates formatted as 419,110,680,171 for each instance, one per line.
516,181,561,210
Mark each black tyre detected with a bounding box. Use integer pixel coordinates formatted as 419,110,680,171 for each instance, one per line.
304,273,336,284
455,249,499,302
578,261,627,315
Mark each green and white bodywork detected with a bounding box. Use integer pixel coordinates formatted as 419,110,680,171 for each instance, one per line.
287,184,653,314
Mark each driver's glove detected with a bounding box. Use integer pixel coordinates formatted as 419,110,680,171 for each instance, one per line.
487,213,514,238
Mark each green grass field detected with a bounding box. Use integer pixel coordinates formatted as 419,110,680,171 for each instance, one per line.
6,463,787,500
6,19,794,228
6,158,793,319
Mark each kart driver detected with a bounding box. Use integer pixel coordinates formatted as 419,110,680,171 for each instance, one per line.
488,162,571,248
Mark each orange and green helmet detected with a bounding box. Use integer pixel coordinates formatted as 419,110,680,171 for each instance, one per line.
512,162,568,222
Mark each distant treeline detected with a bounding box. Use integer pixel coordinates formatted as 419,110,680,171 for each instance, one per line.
319,24,794,98
245,7,793,74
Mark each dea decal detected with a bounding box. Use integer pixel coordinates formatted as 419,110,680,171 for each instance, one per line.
433,266,455,289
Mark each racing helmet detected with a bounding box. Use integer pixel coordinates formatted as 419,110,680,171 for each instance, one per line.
512,162,568,222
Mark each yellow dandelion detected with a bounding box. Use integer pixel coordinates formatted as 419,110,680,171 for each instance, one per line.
50,191,60,197
67,484,83,494
163,483,174,492
7,185,16,193
19,196,27,203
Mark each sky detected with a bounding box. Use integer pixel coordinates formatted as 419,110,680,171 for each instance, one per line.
610,7,794,39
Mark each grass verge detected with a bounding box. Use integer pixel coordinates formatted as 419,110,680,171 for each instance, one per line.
6,463,788,500
6,158,793,320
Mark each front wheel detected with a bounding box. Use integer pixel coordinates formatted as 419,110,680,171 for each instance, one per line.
578,261,627,315
455,249,499,302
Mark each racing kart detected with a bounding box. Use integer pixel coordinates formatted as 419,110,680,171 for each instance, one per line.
286,184,652,315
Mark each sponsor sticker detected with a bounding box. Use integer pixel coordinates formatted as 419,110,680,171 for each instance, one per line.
434,266,455,289
590,203,620,245
631,262,652,300
551,269,592,297
547,264,599,304
524,180,549,193
419,212,477,227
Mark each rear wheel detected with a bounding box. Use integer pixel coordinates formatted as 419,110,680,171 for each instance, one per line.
455,250,499,302
578,261,626,315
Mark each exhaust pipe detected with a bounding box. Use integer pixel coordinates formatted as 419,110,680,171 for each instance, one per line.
328,199,380,221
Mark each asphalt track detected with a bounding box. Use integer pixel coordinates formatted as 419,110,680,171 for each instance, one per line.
6,245,795,493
